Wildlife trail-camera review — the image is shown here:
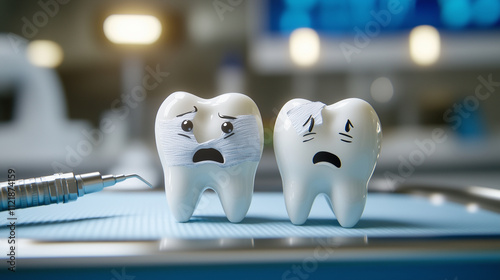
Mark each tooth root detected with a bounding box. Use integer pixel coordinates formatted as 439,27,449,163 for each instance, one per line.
166,190,201,222
214,166,255,223
329,180,367,228
164,172,203,222
283,179,317,225
217,185,252,223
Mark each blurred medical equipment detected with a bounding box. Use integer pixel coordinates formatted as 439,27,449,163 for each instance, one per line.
0,34,92,174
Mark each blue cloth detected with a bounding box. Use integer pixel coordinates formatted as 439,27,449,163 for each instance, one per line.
1,192,500,241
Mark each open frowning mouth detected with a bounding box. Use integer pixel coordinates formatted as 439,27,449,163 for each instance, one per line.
193,148,224,163
312,151,341,168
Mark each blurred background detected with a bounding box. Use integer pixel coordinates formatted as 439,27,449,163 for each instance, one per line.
0,0,499,191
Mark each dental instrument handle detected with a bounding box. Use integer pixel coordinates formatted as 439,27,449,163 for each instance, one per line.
0,172,152,211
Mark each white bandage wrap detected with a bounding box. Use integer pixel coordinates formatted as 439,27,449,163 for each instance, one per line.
286,101,326,135
158,113,261,167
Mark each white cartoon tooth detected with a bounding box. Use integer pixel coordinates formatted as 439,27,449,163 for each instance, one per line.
274,98,382,227
155,91,263,223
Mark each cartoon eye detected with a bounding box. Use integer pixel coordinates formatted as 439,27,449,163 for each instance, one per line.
181,120,193,132
221,122,233,133
345,119,353,132
340,119,354,143
302,115,315,133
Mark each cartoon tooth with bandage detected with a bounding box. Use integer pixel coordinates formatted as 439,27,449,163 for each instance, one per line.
274,98,382,227
155,91,263,223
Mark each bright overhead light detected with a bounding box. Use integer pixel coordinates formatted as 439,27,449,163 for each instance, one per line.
289,28,320,67
103,14,162,45
409,25,440,66
26,40,64,68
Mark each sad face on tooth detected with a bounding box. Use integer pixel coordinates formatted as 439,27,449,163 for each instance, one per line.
274,98,382,228
173,106,241,164
155,92,264,223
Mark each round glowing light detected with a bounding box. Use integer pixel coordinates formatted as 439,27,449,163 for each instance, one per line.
430,193,445,206
466,203,479,213
370,77,394,103
27,40,64,68
289,28,320,67
103,14,162,45
409,25,441,66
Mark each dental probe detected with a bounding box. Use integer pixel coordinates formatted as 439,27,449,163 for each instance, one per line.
0,172,152,211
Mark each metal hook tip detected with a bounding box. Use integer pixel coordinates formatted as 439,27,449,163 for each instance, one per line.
124,174,154,188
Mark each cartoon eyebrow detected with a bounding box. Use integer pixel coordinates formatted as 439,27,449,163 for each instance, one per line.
218,113,237,120
176,106,198,117
302,115,312,127
345,119,353,132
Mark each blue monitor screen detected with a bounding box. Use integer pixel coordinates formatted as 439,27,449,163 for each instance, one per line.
267,0,500,35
